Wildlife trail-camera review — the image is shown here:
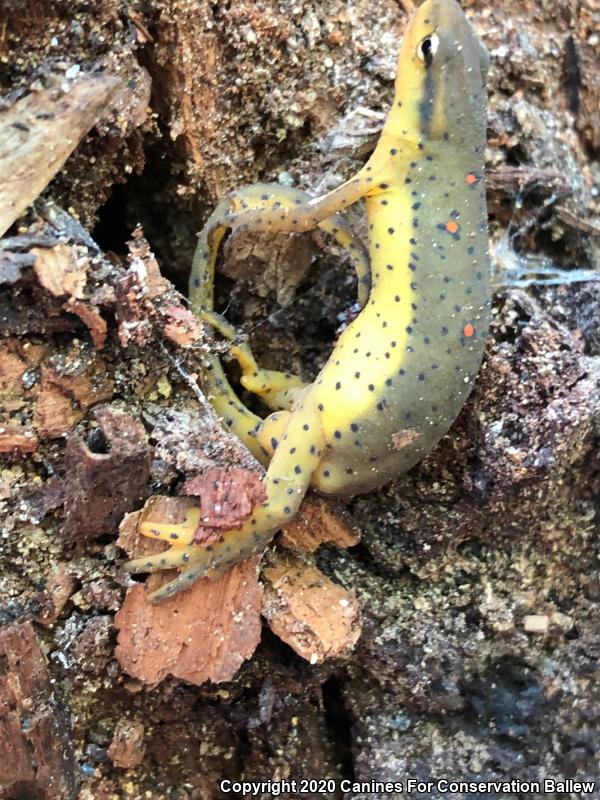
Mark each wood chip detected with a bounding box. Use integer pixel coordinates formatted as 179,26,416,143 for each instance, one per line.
261,552,361,664
0,426,38,454
33,358,114,438
107,719,146,769
0,73,120,237
280,495,360,553
63,299,107,349
115,497,262,686
31,243,87,298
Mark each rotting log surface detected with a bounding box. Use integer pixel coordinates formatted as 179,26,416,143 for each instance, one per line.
0,1,599,798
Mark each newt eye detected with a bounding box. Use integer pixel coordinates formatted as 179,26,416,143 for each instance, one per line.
416,33,439,66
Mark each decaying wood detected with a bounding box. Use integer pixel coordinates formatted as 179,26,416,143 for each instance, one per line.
0,74,120,237
261,552,361,664
62,406,151,545
280,494,360,553
0,621,78,800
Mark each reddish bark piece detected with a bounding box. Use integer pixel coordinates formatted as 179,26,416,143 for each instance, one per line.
115,497,262,686
34,564,77,626
280,495,360,554
107,719,146,769
115,227,170,348
33,359,114,439
162,303,202,347
0,621,78,799
63,299,107,349
127,226,169,300
62,406,151,544
261,553,361,664
0,426,38,454
183,466,266,541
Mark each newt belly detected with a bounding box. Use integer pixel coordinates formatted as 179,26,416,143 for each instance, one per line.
126,0,492,600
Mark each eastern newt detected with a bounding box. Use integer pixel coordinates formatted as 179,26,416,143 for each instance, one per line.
126,0,491,601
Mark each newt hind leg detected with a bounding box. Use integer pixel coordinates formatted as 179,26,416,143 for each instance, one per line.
125,404,324,601
201,309,307,412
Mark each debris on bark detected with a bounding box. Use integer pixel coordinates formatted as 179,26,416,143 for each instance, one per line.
262,552,361,664
62,406,151,545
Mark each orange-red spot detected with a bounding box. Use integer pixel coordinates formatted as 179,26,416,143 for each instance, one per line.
463,323,475,338
466,173,478,185
445,220,460,234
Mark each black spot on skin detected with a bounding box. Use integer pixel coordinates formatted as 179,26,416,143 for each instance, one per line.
390,148,397,155
412,202,421,210
336,381,342,390
386,378,393,387
271,437,278,450
334,430,342,439
193,277,201,287
346,467,353,475
354,371,361,378
418,373,425,381
303,423,309,430
350,423,359,432
388,227,395,234
318,403,324,411
394,295,400,302
386,264,394,271
468,246,475,255
284,506,292,514
290,447,296,454
294,465,302,474
404,177,412,184
323,470,330,477
368,384,375,391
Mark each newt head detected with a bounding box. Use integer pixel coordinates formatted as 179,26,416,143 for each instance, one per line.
385,0,489,147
